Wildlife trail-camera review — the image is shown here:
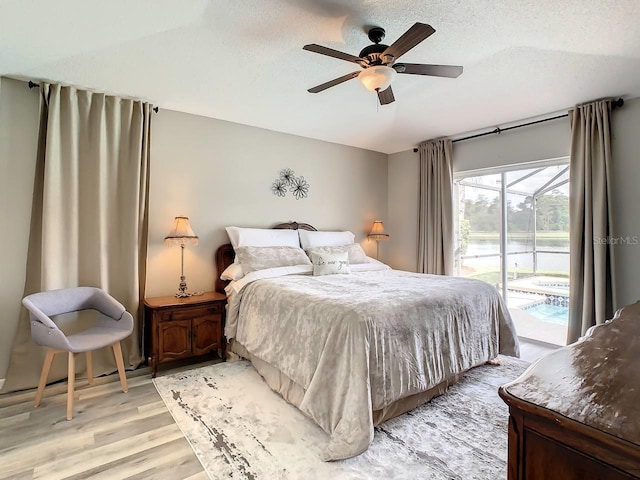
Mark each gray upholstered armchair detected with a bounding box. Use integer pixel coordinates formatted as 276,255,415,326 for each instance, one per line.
22,287,134,420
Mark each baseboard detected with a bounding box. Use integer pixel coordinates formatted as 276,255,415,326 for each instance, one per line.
518,336,563,349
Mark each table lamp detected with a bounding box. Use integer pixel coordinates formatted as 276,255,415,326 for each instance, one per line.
368,220,389,259
165,216,199,298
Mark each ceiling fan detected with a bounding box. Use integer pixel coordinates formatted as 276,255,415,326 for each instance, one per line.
303,23,463,105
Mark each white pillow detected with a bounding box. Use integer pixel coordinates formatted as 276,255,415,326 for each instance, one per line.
306,244,368,264
235,246,311,274
220,262,244,281
299,230,355,249
350,261,391,272
226,227,300,249
365,256,387,265
310,251,350,276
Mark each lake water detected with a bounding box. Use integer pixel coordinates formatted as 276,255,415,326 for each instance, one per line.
462,238,569,274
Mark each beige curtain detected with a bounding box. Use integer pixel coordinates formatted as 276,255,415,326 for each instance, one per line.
417,139,454,275
567,100,614,344
2,83,151,392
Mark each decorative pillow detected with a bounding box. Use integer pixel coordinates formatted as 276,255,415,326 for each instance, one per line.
299,230,356,249
310,251,350,276
306,243,368,264
225,227,300,249
220,262,244,281
235,246,311,274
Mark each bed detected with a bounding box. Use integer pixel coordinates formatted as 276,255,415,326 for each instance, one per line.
215,222,520,461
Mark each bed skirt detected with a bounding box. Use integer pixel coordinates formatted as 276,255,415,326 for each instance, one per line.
228,339,461,429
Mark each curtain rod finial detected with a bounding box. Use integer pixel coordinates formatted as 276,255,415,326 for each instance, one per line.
28,81,39,89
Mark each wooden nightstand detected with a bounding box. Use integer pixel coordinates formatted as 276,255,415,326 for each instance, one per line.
144,291,226,377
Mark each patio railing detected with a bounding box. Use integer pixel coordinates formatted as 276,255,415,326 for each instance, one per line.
460,249,569,276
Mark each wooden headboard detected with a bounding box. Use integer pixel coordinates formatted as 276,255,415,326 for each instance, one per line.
214,221,317,294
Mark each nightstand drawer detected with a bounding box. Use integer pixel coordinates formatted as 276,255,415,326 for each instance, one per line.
159,303,222,322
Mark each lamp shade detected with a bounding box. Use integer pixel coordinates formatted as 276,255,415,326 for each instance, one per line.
368,220,389,241
369,221,386,235
358,65,397,92
164,216,199,246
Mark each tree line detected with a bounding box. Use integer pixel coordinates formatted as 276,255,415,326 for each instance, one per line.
463,190,569,233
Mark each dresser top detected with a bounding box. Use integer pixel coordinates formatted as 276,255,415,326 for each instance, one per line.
502,301,640,445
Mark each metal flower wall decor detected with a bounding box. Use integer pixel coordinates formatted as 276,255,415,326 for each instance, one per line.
271,168,310,200
271,178,287,197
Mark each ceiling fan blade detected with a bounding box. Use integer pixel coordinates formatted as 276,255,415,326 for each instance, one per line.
303,44,362,63
308,71,360,93
377,86,395,105
382,23,435,60
396,63,463,78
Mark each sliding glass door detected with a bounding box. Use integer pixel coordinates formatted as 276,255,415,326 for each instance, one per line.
454,163,570,345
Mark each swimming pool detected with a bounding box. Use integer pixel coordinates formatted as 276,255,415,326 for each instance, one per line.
524,303,569,325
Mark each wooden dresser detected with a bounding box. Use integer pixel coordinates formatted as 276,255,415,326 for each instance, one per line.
499,302,640,479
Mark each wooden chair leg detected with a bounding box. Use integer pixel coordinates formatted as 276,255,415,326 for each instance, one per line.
35,349,56,408
112,342,128,393
67,352,75,420
85,351,94,385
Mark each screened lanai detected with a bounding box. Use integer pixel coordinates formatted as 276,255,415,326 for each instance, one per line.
454,163,570,345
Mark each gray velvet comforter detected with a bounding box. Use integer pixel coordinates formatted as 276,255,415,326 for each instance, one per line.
225,267,519,460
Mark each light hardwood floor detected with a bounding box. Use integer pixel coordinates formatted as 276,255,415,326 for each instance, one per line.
0,339,557,479
0,363,211,480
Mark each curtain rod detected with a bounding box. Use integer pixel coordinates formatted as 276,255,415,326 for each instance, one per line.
412,98,625,152
27,81,159,113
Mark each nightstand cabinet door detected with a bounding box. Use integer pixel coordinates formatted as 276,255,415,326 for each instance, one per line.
192,315,221,356
158,319,191,362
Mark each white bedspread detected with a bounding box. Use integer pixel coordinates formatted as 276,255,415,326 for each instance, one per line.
225,267,519,460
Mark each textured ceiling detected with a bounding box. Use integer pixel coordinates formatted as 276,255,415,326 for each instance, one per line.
2,0,640,154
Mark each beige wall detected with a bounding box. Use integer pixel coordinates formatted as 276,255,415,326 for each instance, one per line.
387,149,419,271
610,97,640,309
452,116,570,174
146,109,388,297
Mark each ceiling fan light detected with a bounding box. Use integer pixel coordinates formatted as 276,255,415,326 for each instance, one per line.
358,65,397,92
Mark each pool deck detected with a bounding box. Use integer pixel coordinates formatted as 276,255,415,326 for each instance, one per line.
508,275,569,297
508,291,546,309
509,307,567,346
502,276,569,346
471,274,570,345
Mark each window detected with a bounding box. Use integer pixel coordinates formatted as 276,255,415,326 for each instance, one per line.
454,161,569,345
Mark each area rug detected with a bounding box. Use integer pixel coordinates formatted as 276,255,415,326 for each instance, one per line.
153,356,529,480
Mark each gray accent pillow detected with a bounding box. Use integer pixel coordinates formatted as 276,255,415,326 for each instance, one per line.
306,244,368,264
310,251,351,276
235,246,311,274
